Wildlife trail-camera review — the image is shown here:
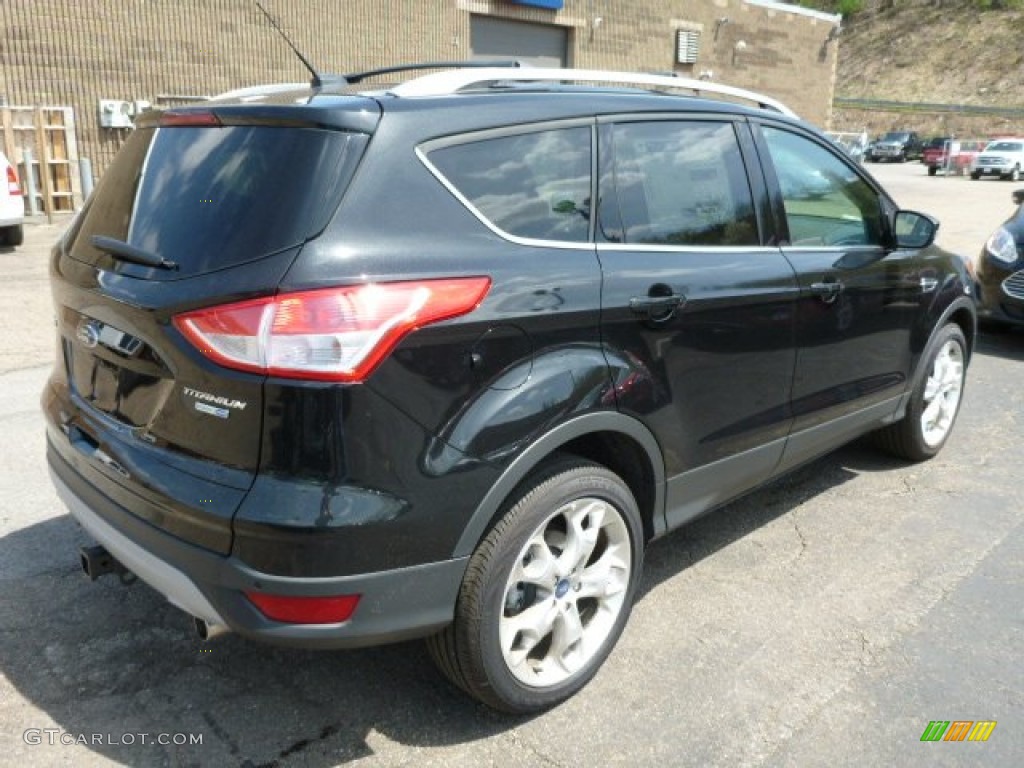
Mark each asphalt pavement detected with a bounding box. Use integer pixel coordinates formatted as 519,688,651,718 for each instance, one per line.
0,162,1021,767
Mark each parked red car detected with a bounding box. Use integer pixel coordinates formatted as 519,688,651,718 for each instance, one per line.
923,138,986,176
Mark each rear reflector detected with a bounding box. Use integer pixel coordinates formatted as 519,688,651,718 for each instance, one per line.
174,277,490,382
6,164,20,196
245,592,361,624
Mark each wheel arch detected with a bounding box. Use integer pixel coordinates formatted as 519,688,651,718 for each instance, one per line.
943,299,977,364
452,412,666,558
916,294,975,375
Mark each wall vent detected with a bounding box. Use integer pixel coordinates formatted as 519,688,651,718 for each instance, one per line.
676,29,700,64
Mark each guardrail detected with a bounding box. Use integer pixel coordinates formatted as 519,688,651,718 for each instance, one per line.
834,97,1024,120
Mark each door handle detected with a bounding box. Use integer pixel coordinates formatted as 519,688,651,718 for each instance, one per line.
810,280,843,304
629,294,685,322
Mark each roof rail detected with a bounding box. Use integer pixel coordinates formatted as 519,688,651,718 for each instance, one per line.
388,68,797,117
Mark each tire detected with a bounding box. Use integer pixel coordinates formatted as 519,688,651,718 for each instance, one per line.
971,172,981,180
873,323,967,462
0,224,23,247
927,166,937,177
427,457,644,713
1012,166,1021,182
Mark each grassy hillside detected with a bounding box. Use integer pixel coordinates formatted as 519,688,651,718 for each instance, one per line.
799,1,1024,134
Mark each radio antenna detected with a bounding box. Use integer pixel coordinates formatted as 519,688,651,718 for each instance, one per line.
255,2,326,88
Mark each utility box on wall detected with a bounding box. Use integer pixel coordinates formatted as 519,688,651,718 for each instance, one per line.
97,99,133,129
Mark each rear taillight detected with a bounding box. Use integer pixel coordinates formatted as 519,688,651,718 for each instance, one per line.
245,592,361,624
6,164,20,196
173,277,491,382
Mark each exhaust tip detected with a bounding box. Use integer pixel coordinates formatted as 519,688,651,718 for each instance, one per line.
193,617,229,641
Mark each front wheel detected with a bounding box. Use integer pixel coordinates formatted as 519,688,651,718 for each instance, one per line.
1011,166,1021,182
873,323,967,461
427,458,644,713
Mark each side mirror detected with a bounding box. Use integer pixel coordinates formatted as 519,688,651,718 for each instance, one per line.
893,210,938,249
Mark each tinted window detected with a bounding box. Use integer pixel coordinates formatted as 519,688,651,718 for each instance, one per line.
987,141,1023,152
762,127,883,247
67,126,367,275
428,127,591,242
602,121,758,246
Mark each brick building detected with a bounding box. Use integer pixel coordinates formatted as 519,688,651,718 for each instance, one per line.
0,0,841,210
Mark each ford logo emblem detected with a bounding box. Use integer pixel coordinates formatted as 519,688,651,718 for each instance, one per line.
76,319,100,348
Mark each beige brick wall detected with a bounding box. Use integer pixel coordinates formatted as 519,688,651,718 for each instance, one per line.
0,0,840,191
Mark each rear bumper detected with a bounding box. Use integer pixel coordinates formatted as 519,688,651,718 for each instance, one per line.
48,443,466,649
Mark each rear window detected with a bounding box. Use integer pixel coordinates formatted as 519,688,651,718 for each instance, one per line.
66,125,367,276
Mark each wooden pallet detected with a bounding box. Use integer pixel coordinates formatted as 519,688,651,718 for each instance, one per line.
1,106,81,216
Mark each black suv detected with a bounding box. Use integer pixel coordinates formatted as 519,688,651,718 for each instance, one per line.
43,66,975,713
867,130,924,163
975,188,1024,326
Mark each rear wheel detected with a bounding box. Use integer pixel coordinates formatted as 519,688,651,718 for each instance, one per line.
927,166,937,177
427,458,643,713
873,323,966,461
971,171,981,180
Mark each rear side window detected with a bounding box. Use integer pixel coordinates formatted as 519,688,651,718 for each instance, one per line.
427,126,591,243
601,121,758,246
67,125,367,276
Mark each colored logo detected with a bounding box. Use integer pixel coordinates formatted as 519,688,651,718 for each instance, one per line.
920,721,997,742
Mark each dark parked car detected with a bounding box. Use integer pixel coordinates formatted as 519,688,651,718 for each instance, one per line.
975,188,1024,327
867,130,924,163
42,65,976,713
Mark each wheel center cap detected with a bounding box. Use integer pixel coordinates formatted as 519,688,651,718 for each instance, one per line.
555,579,571,599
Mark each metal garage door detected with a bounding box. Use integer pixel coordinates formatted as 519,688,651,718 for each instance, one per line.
470,15,568,68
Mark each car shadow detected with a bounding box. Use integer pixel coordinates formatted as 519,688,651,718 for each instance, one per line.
975,326,1024,362
0,443,878,766
637,442,878,600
